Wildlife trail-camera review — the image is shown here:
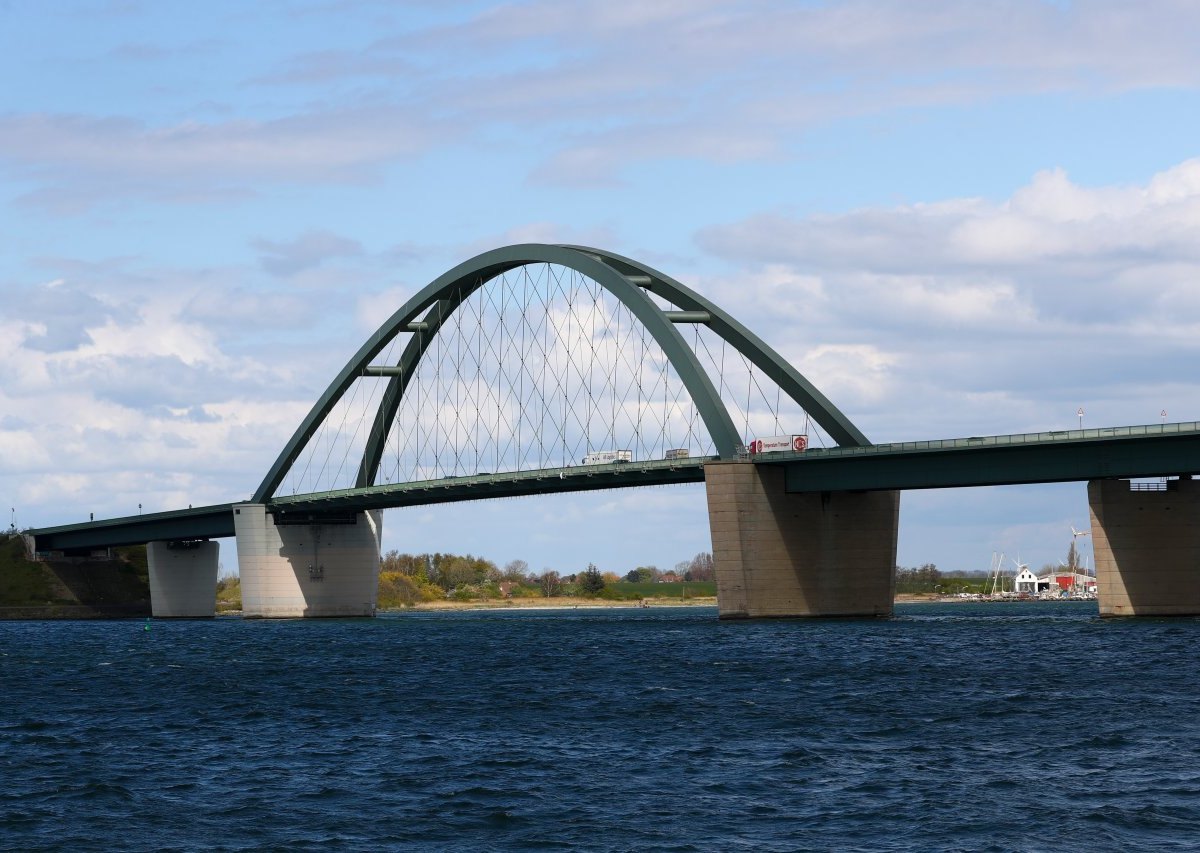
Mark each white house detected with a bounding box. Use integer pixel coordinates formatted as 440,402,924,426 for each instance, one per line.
1014,568,1040,593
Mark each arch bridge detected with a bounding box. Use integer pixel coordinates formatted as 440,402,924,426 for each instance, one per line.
29,245,1200,619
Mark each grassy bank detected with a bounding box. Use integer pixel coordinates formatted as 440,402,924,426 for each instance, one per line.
596,580,716,601
0,534,67,606
0,533,151,616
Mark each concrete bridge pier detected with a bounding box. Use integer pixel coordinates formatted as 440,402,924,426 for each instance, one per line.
705,461,899,618
1089,477,1200,616
233,504,382,618
147,540,219,617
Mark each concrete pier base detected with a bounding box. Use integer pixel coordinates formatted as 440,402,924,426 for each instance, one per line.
705,461,899,618
147,540,219,617
1089,478,1200,616
233,504,382,618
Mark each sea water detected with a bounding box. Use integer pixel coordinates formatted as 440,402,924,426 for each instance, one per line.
3,602,1200,851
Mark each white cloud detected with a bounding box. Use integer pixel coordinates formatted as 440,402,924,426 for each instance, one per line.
0,260,356,525
80,312,226,368
695,159,1200,439
8,1,1200,207
793,343,899,408
379,0,1200,184
701,158,1200,280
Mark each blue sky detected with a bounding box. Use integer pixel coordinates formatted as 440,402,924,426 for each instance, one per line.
3,0,1200,578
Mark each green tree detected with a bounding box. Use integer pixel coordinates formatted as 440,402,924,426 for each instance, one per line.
539,570,561,597
381,550,431,581
439,556,479,589
624,566,658,583
579,563,605,596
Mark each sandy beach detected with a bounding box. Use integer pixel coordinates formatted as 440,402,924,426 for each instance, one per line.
397,595,718,613
396,593,983,612
210,594,1081,616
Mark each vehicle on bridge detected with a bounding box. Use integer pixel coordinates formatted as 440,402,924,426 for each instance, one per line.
664,448,691,460
749,435,809,454
583,450,633,465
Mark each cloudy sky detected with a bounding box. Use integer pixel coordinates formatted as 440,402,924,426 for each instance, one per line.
3,0,1199,578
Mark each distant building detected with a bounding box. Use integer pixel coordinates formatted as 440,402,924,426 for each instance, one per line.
1014,568,1040,594
1037,571,1096,596
1011,567,1095,596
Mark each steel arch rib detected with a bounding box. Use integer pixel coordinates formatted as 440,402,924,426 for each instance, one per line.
254,244,745,502
562,245,870,448
353,292,468,489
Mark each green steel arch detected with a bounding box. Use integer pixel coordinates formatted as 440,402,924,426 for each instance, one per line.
254,243,868,502
564,246,870,449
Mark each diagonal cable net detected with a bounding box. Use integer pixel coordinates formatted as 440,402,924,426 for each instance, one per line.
278,262,828,495
276,327,407,497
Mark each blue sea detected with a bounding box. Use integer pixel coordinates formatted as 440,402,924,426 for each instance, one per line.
3,602,1200,851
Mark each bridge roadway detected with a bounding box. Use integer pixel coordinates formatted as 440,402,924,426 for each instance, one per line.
776,420,1200,492
29,421,1200,553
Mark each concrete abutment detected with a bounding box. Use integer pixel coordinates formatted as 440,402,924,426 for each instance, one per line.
1089,478,1200,616
147,540,219,618
705,461,899,618
233,504,382,618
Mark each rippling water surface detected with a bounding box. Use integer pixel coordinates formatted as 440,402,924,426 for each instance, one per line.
4,602,1200,851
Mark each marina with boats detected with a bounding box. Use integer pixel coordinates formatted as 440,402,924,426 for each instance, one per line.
952,549,1097,601
951,524,1098,601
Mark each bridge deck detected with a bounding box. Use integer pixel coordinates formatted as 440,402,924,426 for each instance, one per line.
270,456,709,515
768,421,1200,492
28,422,1200,551
28,458,710,551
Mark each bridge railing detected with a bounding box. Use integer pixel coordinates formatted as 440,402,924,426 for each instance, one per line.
755,421,1200,461
271,455,717,507
1128,481,1169,491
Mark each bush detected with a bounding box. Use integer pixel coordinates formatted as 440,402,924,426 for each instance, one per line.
215,574,242,611
377,571,442,608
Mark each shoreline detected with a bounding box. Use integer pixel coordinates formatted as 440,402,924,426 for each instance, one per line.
393,596,718,613
202,594,1098,618
384,593,1095,614
894,593,1096,604
1,595,1092,619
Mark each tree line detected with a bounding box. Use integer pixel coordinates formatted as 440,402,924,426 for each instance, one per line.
895,563,943,594
376,549,716,607
894,563,1011,595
